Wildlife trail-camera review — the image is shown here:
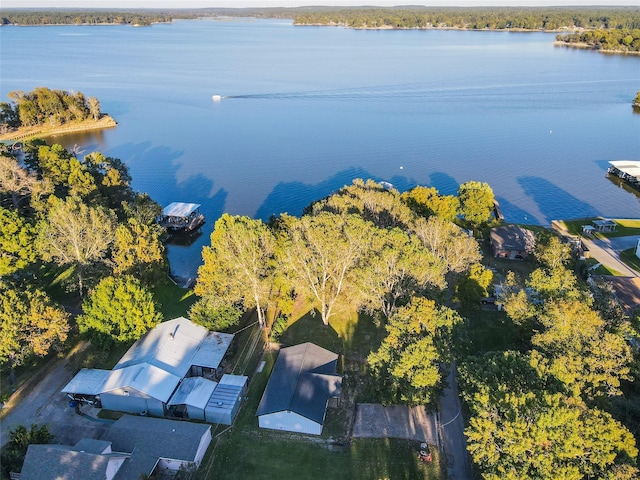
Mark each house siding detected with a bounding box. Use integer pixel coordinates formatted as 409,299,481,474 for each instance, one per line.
258,411,322,435
101,388,165,417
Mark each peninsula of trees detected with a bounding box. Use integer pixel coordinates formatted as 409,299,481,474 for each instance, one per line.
0,88,116,141
556,28,640,54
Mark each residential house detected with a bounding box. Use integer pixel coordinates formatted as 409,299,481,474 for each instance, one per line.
257,343,342,435
490,225,536,259
19,416,211,480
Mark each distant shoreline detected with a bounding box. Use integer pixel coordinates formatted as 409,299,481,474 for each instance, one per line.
0,115,117,142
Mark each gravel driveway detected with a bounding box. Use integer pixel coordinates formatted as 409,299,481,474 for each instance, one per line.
352,404,437,443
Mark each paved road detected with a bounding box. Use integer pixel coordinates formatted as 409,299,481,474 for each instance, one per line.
0,342,110,448
438,363,473,480
352,404,437,443
583,235,640,277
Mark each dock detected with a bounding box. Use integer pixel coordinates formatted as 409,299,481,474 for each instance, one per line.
607,160,640,191
157,202,205,233
493,200,505,222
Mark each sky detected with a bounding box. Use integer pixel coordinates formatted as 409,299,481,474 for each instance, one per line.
2,1,638,8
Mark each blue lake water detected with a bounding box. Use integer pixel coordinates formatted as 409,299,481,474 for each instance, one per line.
1,18,639,277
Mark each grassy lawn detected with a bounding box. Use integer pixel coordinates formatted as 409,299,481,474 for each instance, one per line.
620,248,640,272
560,218,640,239
150,276,197,319
456,307,526,356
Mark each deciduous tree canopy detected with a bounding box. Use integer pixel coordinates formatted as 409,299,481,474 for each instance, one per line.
78,275,161,346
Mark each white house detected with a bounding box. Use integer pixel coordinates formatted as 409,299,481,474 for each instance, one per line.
62,317,233,418
256,343,342,435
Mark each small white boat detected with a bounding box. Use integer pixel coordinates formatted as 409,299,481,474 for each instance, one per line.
212,94,222,102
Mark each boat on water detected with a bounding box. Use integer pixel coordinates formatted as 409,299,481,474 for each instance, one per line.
157,202,205,233
212,94,222,102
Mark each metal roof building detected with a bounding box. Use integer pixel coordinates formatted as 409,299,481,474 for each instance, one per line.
62,317,233,418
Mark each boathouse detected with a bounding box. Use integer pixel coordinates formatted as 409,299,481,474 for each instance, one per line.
157,202,205,232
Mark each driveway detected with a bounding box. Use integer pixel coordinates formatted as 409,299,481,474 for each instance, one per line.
352,404,437,443
0,342,111,448
583,236,640,277
438,363,474,480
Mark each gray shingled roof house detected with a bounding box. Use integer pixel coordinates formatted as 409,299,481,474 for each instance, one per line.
490,225,536,259
19,416,211,480
257,343,342,435
20,439,129,480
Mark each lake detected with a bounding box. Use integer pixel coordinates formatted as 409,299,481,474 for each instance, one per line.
1,18,639,278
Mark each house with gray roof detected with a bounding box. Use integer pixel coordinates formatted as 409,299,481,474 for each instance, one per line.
105,415,211,478
490,225,536,259
62,317,233,418
257,343,342,435
19,416,211,480
20,439,129,480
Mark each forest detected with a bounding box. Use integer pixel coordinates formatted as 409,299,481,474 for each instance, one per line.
0,10,177,26
556,28,640,53
0,87,103,133
2,6,640,33
291,7,640,31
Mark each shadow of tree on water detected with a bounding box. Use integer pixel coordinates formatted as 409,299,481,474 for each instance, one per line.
518,176,599,225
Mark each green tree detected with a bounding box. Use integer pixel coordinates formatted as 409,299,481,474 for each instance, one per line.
368,298,462,404
112,218,165,282
401,185,459,221
78,275,161,347
1,424,53,477
278,212,376,325
534,232,571,270
195,214,276,328
455,263,494,309
37,196,117,296
0,155,39,210
0,207,37,276
0,286,69,376
457,180,495,227
465,391,638,480
357,227,447,319
532,299,632,399
411,215,482,273
309,179,415,229
189,297,243,332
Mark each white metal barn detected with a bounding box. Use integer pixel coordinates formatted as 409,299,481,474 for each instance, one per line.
256,343,342,435
62,317,233,417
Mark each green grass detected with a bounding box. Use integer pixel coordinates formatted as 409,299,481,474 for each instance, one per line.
620,248,640,272
150,276,197,319
456,307,526,356
560,218,640,239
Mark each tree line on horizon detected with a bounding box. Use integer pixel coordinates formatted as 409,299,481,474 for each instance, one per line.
292,7,640,31
3,6,640,32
